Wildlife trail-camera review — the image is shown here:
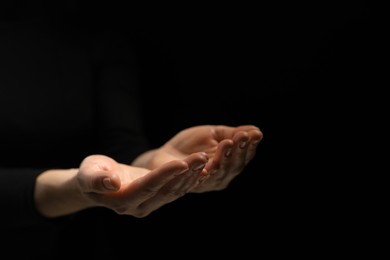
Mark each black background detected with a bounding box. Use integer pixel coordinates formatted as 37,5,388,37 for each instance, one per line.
3,0,376,256
94,1,374,254
84,1,374,252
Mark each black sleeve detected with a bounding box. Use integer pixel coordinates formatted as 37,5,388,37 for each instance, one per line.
0,168,69,227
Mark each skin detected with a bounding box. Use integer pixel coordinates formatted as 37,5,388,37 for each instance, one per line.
34,125,263,218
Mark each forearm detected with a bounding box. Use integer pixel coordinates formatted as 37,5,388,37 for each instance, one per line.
34,169,94,218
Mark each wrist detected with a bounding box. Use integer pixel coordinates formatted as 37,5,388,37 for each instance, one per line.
34,168,94,218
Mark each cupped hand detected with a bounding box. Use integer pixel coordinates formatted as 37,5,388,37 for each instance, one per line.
76,153,208,217
148,125,263,193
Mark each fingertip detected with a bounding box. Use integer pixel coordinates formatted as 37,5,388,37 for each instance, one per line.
252,131,264,145
170,160,189,175
102,176,120,191
198,151,209,161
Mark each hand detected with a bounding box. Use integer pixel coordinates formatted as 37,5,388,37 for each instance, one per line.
76,153,208,217
148,125,263,193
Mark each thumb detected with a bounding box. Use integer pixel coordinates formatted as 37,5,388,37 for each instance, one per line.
79,171,121,193
101,174,120,192
78,154,122,193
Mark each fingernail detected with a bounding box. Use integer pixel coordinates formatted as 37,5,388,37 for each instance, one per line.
239,141,247,148
103,178,116,191
193,163,205,171
225,148,232,157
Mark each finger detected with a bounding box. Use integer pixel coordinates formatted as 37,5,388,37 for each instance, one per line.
207,127,262,174
126,152,208,202
231,130,251,160
229,130,251,171
78,168,121,193
171,156,208,193
235,125,262,133
206,131,250,180
245,128,263,163
231,126,264,161
78,155,122,193
212,125,237,141
138,157,207,210
212,125,261,141
136,153,208,210
205,139,233,174
176,152,209,190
